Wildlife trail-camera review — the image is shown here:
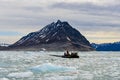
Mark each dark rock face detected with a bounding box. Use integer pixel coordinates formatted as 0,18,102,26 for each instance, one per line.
9,20,94,51
0,46,7,50
91,42,120,51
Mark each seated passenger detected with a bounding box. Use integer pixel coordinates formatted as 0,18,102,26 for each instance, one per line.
66,50,70,56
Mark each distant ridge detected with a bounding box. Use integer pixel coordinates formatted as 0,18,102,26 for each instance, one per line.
8,20,94,51
91,41,120,51
0,43,9,47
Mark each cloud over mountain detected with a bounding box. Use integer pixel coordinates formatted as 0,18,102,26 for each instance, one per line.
0,0,120,43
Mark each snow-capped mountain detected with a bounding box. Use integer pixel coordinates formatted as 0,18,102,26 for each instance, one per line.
91,42,120,51
0,43,9,50
0,43,9,47
9,20,94,51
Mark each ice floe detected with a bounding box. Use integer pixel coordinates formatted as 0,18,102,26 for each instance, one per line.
30,63,76,73
0,78,9,80
44,75,77,80
0,51,120,80
7,71,33,78
0,68,8,73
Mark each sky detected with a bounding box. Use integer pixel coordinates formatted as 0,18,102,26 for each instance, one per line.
0,0,120,44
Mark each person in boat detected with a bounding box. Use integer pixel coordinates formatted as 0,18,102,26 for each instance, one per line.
64,50,70,56
71,53,78,56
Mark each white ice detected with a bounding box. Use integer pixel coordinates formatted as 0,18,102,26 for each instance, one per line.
44,75,77,80
0,68,8,73
0,51,120,80
30,63,76,73
0,78,9,80
7,71,33,78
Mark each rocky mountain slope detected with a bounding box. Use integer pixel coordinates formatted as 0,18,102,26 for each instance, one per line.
9,20,94,51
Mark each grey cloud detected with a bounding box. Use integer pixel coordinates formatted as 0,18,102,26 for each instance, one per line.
51,2,120,16
51,2,103,11
71,20,120,27
23,6,43,12
0,0,120,43
50,2,120,31
1,1,120,28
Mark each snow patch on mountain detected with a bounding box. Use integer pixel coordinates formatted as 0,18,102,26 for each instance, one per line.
0,43,9,47
67,37,71,41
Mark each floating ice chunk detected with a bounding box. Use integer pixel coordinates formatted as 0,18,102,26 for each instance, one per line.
0,78,9,80
45,76,77,80
79,71,93,80
110,71,119,77
30,63,76,73
7,71,33,78
0,68,8,73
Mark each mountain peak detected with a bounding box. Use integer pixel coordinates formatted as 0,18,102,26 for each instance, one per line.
56,20,62,23
10,20,94,51
54,20,70,28
55,20,62,27
56,20,69,24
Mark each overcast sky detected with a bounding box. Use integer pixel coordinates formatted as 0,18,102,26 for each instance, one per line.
0,0,120,44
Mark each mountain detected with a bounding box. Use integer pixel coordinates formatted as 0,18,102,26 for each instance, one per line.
9,20,94,51
0,43,9,47
0,43,9,50
91,42,120,51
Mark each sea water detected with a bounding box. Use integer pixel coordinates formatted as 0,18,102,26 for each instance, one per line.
0,51,120,80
